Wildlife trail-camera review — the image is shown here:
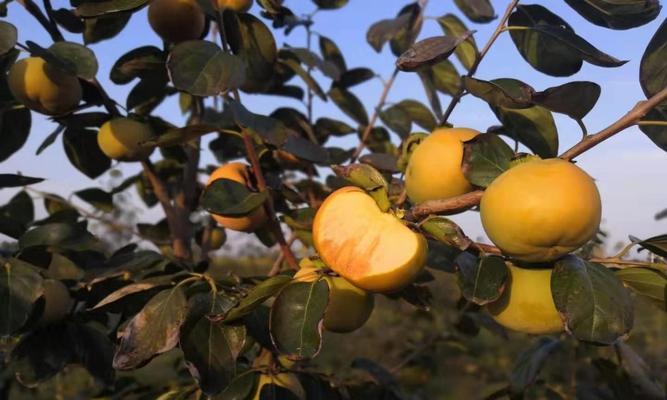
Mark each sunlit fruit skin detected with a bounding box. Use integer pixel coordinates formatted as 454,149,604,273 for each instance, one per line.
252,373,305,400
294,266,374,333
208,228,226,250
312,186,428,293
8,57,82,116
148,0,205,43
37,279,73,327
206,162,268,232
486,263,563,335
480,158,601,262
216,0,252,12
405,127,480,204
97,118,154,161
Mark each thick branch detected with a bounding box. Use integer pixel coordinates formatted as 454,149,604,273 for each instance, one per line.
441,0,519,124
408,190,483,219
560,86,667,160
242,130,300,270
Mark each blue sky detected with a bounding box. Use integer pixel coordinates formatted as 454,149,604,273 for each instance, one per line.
3,0,667,250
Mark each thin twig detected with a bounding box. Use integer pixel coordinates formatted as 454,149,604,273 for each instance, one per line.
560,86,667,160
268,236,297,276
17,0,63,42
440,0,519,124
407,190,483,220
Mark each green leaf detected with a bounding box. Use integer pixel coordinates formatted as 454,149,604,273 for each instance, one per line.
508,4,627,77
0,258,43,336
168,40,245,97
0,21,17,54
390,3,423,57
113,287,188,370
416,67,444,120
337,67,374,89
77,0,148,17
0,174,44,188
63,127,111,179
430,59,461,96
366,12,413,53
224,276,292,322
397,99,437,131
282,48,341,80
533,81,601,120
491,105,559,158
314,118,354,139
127,76,170,115
181,319,246,395
635,233,667,258
615,342,666,399
223,13,277,93
456,255,508,305
454,0,496,23
328,85,369,126
359,153,398,173
461,133,514,187
74,188,113,212
639,107,667,152
436,14,477,70
279,58,326,100
552,256,634,344
0,191,34,239
110,46,165,85
379,105,411,138
332,163,390,212
312,0,348,9
0,107,31,163
510,337,561,393
419,215,472,250
214,371,257,400
640,18,667,100
282,135,330,164
319,35,346,72
564,0,661,30
397,33,473,71
201,178,267,217
616,268,667,311
270,280,329,360
19,222,101,252
464,77,534,109
83,13,131,44
227,99,288,146
91,276,175,310
48,42,99,80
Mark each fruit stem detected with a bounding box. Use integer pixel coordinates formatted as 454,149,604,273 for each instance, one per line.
241,130,300,271
560,85,667,160
440,0,520,124
407,190,484,220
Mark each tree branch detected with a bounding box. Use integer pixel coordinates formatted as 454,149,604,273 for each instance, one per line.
407,190,483,220
17,0,64,42
441,0,519,124
560,86,667,160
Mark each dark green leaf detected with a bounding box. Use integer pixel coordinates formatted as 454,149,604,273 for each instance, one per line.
279,58,326,100
110,46,165,85
91,276,175,310
454,0,496,23
379,105,411,138
48,41,99,80
366,12,412,53
319,35,346,72
283,135,330,164
430,59,461,96
201,178,267,217
0,174,44,189
337,67,374,88
616,342,666,399
616,267,666,310
84,13,131,44
564,0,661,30
0,191,34,238
397,33,473,71
282,47,341,80
635,233,667,258
52,8,85,33
328,86,368,125
224,275,292,322
63,127,111,179
390,3,423,57
314,117,354,139
11,323,73,385
509,4,627,77
419,215,472,250
270,280,329,360
510,337,561,393
639,107,667,152
416,67,444,120
359,153,399,173
640,18,667,100
168,41,245,96
397,99,436,131
332,163,390,211
113,287,188,370
0,107,31,163
215,371,257,400
74,188,113,212
181,318,246,395
19,222,101,252
313,0,348,9
77,0,148,17
464,77,534,109
0,21,17,54
461,133,514,187
456,255,508,305
0,258,43,336
227,99,288,146
436,14,477,70
491,105,559,158
36,126,63,155
533,81,601,120
127,76,170,115
552,255,634,344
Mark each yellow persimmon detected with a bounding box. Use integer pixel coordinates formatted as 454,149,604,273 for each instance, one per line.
486,263,563,335
252,373,305,400
208,227,226,250
8,57,82,116
312,186,427,293
216,0,252,12
36,279,73,327
405,127,480,204
97,118,154,161
148,0,205,43
480,158,601,262
206,162,268,232
294,264,374,333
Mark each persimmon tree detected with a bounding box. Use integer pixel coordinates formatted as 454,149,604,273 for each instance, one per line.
1,0,667,399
